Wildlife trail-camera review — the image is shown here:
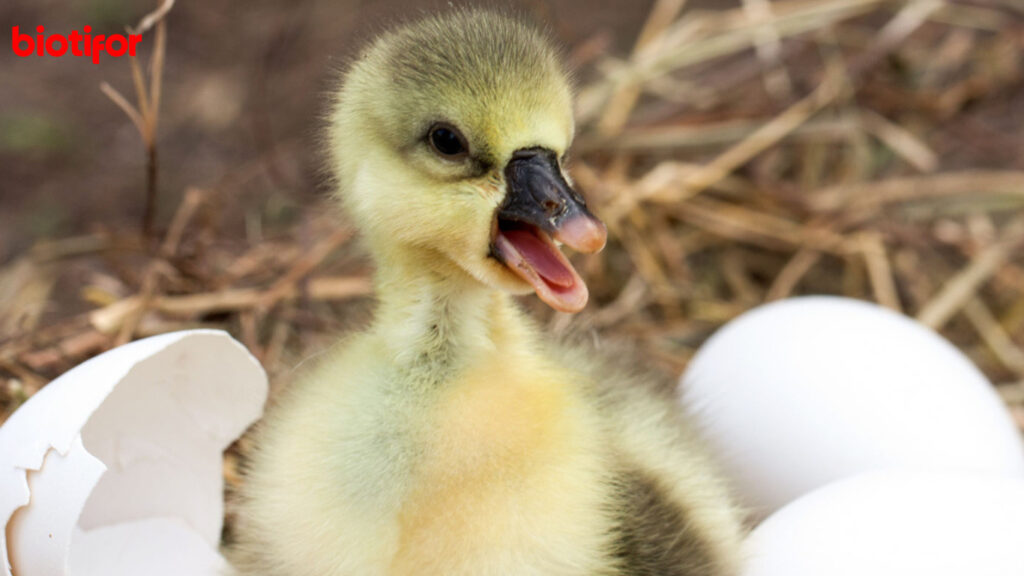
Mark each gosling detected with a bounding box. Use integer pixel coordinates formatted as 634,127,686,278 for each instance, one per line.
231,9,743,576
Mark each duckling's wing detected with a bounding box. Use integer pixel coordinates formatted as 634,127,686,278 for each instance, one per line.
557,341,744,575
613,467,735,575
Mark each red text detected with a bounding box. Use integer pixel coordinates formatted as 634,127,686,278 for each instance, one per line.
12,26,142,65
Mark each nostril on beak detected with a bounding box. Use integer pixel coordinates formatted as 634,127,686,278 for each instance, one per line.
541,195,569,221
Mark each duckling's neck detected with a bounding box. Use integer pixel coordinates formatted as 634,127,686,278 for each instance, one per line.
372,246,532,376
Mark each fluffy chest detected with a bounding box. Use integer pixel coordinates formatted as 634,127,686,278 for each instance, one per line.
388,359,616,574
426,359,572,478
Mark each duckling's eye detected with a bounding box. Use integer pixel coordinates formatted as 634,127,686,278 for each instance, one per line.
428,124,469,159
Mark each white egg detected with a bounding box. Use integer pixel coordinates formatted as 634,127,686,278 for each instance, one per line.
679,296,1024,517
743,470,1024,576
0,330,267,576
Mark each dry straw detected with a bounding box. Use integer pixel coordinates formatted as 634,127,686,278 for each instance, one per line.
2,0,1024,429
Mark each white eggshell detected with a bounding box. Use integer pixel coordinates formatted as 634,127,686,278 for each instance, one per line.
679,296,1024,516
69,518,227,575
0,330,267,576
743,470,1024,575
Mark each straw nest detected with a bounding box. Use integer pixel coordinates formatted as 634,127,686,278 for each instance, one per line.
2,0,1024,529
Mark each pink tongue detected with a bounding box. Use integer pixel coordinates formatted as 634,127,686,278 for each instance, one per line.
501,228,575,288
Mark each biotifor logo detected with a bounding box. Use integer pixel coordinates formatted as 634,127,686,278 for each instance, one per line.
12,26,142,64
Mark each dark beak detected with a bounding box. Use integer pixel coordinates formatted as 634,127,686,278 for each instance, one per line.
491,147,606,313
497,148,607,254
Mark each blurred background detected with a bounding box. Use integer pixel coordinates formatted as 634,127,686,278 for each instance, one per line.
2,0,1024,479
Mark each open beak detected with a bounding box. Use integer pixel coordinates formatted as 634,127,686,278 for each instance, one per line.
491,147,607,313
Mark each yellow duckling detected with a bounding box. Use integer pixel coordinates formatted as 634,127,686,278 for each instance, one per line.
231,9,743,575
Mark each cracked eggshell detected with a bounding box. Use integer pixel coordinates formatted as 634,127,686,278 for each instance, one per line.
679,296,1024,518
0,330,268,576
742,470,1024,576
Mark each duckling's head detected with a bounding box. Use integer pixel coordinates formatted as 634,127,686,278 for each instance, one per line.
329,9,606,313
